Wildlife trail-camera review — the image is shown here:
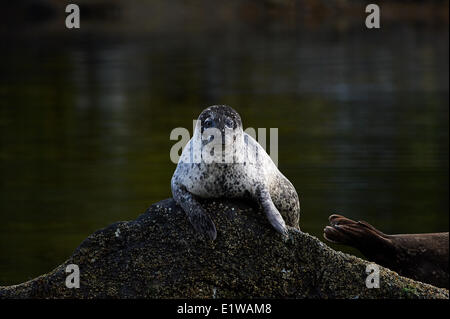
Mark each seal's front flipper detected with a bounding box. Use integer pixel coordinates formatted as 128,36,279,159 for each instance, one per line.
188,209,217,241
171,182,217,241
256,186,288,236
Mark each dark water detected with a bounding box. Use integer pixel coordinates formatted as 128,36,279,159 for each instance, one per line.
0,26,448,285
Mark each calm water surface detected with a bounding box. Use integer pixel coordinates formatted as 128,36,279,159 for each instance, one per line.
0,26,448,285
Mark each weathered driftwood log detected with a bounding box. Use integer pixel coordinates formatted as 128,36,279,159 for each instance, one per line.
0,198,448,299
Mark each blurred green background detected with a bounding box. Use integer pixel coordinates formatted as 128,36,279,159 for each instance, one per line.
0,0,448,285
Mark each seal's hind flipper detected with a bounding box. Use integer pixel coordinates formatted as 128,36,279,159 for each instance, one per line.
323,214,391,251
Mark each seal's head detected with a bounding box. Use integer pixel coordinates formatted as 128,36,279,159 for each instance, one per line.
194,105,243,149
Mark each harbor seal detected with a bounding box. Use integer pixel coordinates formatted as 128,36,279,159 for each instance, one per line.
324,214,449,288
171,105,300,240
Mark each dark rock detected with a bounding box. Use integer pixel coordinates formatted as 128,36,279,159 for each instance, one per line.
0,198,448,299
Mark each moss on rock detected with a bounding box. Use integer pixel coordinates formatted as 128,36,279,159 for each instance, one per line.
0,198,448,299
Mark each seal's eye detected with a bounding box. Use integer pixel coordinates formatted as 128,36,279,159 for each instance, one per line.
203,118,213,128
225,118,234,129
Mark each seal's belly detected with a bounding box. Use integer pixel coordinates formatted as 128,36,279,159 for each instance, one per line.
185,175,222,198
182,163,250,198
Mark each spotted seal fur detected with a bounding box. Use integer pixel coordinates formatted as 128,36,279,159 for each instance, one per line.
171,105,300,240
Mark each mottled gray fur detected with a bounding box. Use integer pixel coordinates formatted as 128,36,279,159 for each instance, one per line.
171,105,300,240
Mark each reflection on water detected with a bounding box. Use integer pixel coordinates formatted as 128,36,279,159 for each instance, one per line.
0,26,448,285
